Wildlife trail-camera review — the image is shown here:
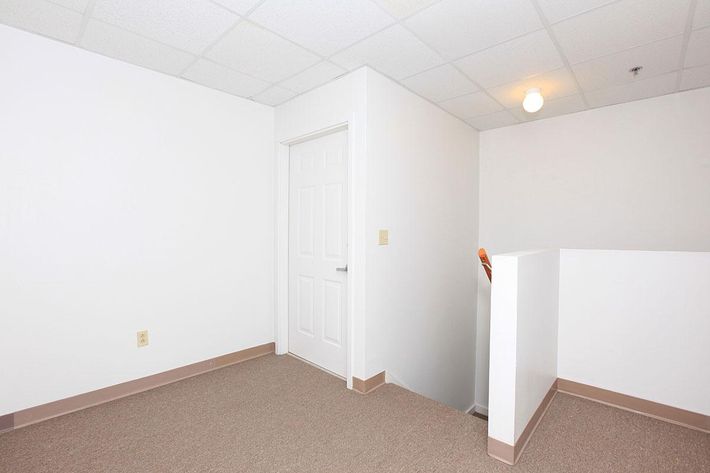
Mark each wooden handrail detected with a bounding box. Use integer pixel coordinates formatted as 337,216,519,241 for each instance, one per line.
478,248,492,282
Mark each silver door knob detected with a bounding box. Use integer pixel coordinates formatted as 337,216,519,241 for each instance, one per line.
336,265,348,272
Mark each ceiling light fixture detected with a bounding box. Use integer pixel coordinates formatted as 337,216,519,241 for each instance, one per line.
523,88,544,113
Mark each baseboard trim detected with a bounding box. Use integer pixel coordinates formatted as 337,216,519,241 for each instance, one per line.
487,379,557,465
512,380,558,463
352,371,386,394
557,378,710,433
487,437,515,465
487,377,709,465
0,413,13,434
4,342,275,432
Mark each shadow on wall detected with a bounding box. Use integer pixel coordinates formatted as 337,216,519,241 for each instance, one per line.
475,265,492,410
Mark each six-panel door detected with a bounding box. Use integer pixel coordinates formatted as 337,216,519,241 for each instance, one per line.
288,130,348,377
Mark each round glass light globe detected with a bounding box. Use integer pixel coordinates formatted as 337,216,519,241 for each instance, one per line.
523,88,544,113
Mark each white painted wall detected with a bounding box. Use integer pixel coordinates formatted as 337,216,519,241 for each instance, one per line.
275,69,479,410
514,250,559,439
487,255,519,444
488,250,559,445
0,26,275,415
476,87,710,409
489,248,709,444
274,69,369,382
365,71,479,411
558,249,710,415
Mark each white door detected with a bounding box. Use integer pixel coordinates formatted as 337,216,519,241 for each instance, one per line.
289,130,348,377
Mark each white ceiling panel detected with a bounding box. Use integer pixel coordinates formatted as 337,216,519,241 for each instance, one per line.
0,0,700,129
438,92,503,119
51,0,90,13
401,64,478,103
455,29,563,89
585,71,679,107
466,110,519,130
572,36,684,91
92,0,239,54
487,68,579,108
81,20,196,75
684,27,710,68
510,93,587,121
211,0,263,15
694,0,710,29
182,59,271,97
536,0,618,24
0,0,83,43
679,64,710,90
250,0,394,56
405,0,543,60
373,0,440,19
251,85,297,106
279,62,346,94
330,25,443,80
206,21,320,83
553,0,691,64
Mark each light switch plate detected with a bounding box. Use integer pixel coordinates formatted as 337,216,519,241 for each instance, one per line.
378,229,389,245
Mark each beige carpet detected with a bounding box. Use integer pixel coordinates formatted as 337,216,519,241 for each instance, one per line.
1,354,708,472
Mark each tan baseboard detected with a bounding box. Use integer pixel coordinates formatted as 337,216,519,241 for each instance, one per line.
352,371,386,394
557,378,710,433
0,413,13,434
487,379,557,465
487,437,515,465
4,342,275,432
512,379,558,463
488,378,709,465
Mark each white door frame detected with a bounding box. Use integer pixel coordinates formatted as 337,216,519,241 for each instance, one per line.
275,121,364,390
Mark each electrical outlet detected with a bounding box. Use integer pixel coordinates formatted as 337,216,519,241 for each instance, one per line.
378,229,389,245
137,330,149,348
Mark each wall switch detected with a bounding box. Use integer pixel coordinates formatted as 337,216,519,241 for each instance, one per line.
137,330,149,348
378,229,389,246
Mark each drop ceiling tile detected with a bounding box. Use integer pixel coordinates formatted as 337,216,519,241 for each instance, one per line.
694,0,710,29
685,27,710,68
211,0,262,15
80,20,196,75
50,0,90,13
250,0,393,56
455,29,563,89
438,92,503,119
585,71,679,107
183,59,271,97
536,0,618,24
401,64,478,103
679,64,710,90
405,0,543,60
92,0,239,54
553,0,691,64
373,0,440,19
487,68,579,109
279,62,346,94
330,25,444,80
510,93,587,121
251,86,297,106
0,0,83,43
573,36,683,91
206,21,320,83
465,110,519,130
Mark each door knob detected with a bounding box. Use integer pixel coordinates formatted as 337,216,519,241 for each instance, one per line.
336,265,348,272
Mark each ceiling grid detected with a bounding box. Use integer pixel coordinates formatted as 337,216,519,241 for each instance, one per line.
1,0,708,130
